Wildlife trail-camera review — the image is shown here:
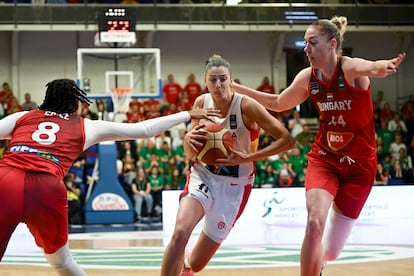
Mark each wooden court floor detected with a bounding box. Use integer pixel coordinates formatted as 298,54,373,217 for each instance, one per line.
1,236,414,276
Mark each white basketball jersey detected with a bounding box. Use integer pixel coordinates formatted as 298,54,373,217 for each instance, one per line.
201,93,255,178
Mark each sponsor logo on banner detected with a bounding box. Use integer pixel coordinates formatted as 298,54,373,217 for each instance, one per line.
92,193,129,210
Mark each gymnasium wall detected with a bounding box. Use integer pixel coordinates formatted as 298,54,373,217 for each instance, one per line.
0,30,412,109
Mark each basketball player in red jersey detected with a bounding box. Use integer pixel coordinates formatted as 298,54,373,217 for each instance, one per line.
0,79,220,275
231,16,406,276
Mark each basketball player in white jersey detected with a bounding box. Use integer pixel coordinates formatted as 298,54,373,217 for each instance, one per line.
161,55,296,276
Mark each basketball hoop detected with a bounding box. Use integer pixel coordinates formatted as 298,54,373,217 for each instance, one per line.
110,88,132,122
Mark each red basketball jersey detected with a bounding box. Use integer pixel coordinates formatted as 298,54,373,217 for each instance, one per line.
308,59,376,159
1,110,85,178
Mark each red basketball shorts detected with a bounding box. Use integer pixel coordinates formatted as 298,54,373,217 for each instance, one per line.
305,153,376,219
0,166,68,255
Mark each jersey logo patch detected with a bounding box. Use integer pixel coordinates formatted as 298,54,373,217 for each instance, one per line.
230,114,237,129
326,131,354,151
338,76,345,89
310,81,319,95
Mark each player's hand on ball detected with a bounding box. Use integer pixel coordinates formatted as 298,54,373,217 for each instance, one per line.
188,107,221,123
214,147,249,166
185,124,208,153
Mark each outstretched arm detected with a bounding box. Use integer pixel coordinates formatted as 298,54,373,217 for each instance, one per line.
231,81,278,111
344,52,406,79
231,68,310,112
83,109,219,150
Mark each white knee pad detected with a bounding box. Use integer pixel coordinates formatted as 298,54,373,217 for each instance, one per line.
44,243,86,276
322,209,356,261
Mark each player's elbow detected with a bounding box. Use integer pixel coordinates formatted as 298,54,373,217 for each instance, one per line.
263,98,282,112
271,97,291,113
272,105,285,113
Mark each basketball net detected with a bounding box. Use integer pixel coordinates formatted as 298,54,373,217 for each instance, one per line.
110,88,132,122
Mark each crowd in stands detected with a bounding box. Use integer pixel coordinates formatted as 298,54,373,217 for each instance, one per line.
0,76,413,225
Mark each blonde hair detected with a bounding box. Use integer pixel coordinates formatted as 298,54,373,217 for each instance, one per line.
311,16,348,55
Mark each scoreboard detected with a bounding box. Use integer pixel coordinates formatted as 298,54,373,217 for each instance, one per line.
98,8,137,44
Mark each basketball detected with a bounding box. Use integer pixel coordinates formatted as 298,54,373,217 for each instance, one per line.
197,124,233,165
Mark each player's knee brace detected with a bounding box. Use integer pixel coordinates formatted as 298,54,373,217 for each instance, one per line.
44,243,86,276
322,209,356,261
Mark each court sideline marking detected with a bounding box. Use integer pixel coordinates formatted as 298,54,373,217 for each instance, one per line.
3,243,414,270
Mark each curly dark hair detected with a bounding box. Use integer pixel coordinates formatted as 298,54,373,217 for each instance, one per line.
39,79,92,114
